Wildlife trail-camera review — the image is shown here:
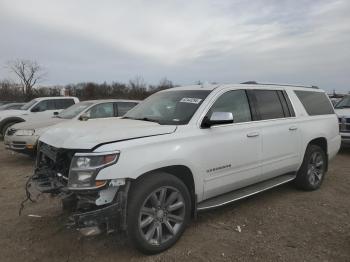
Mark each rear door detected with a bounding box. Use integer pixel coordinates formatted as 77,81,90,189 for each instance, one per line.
249,89,300,179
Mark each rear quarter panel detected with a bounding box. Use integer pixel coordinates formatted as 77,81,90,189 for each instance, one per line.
286,89,340,165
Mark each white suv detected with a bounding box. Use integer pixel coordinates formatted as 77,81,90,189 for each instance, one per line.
31,83,340,254
0,96,79,136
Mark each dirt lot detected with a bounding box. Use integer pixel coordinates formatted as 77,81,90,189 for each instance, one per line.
0,144,349,262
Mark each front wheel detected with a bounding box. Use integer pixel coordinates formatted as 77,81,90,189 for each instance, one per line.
127,173,191,254
295,144,327,190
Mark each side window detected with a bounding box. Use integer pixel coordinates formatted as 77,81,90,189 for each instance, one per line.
294,90,334,116
55,99,75,109
117,102,138,116
87,103,114,119
281,91,295,117
252,90,285,120
206,90,252,123
32,100,55,111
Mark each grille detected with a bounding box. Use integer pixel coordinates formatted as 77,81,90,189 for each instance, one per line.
12,141,26,149
338,117,350,132
37,142,75,179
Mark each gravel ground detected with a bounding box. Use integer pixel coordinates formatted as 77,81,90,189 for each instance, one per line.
0,143,349,262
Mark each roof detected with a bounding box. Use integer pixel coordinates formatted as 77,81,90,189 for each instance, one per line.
162,82,324,92
82,99,140,104
34,96,79,101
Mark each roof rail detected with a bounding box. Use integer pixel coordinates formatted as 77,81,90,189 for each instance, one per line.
240,81,319,89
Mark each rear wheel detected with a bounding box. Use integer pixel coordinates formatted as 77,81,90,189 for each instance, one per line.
127,173,191,254
295,144,327,190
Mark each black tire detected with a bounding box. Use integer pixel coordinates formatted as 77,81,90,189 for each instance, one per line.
127,172,191,254
295,144,327,191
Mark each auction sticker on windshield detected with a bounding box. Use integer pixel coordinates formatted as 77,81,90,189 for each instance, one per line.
180,98,202,104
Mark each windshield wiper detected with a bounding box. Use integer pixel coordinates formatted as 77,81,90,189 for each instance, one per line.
123,116,159,123
335,105,350,109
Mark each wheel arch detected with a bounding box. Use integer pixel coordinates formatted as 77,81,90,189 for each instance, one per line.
307,137,328,171
133,165,197,217
0,117,25,134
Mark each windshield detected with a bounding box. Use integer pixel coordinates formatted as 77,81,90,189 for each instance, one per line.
124,90,211,125
20,99,38,110
335,96,350,109
58,101,94,119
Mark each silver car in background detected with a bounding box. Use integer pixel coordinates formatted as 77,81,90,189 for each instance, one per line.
0,103,26,111
4,99,139,155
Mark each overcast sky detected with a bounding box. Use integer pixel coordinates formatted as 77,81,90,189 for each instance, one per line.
0,0,349,92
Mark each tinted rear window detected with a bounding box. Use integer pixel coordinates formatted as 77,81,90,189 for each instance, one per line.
294,91,334,116
252,90,285,120
55,99,75,109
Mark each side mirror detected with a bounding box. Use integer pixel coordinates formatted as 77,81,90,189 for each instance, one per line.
79,112,90,121
201,112,234,128
53,111,59,116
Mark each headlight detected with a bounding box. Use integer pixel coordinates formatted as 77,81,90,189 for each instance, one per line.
68,151,120,190
15,129,35,136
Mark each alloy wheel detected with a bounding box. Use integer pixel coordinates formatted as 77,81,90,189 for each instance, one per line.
307,151,324,186
138,186,186,246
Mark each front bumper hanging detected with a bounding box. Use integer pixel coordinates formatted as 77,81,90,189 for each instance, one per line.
30,168,130,235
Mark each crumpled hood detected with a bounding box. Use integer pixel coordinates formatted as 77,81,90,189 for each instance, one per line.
39,118,177,149
11,117,65,130
335,108,350,117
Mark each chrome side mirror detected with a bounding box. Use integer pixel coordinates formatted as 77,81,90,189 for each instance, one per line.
201,112,234,128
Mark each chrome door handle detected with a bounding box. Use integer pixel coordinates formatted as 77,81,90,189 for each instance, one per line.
289,126,298,131
247,132,260,138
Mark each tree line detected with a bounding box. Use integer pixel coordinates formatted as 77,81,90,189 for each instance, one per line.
0,59,175,102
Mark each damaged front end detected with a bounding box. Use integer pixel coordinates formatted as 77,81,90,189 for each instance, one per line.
30,142,129,236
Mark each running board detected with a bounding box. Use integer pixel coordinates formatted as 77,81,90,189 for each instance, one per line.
197,173,296,211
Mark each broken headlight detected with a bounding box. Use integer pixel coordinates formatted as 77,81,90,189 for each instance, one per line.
68,151,120,190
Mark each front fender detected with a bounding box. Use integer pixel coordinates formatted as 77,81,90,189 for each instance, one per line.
95,142,204,200
0,117,25,131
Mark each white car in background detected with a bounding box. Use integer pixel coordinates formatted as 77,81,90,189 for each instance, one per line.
0,103,26,111
4,99,139,155
0,96,79,136
334,95,350,146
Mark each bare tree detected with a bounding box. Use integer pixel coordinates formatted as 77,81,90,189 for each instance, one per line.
128,76,147,89
7,59,46,99
158,77,173,89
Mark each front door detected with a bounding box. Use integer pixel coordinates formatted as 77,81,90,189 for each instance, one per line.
198,89,262,199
